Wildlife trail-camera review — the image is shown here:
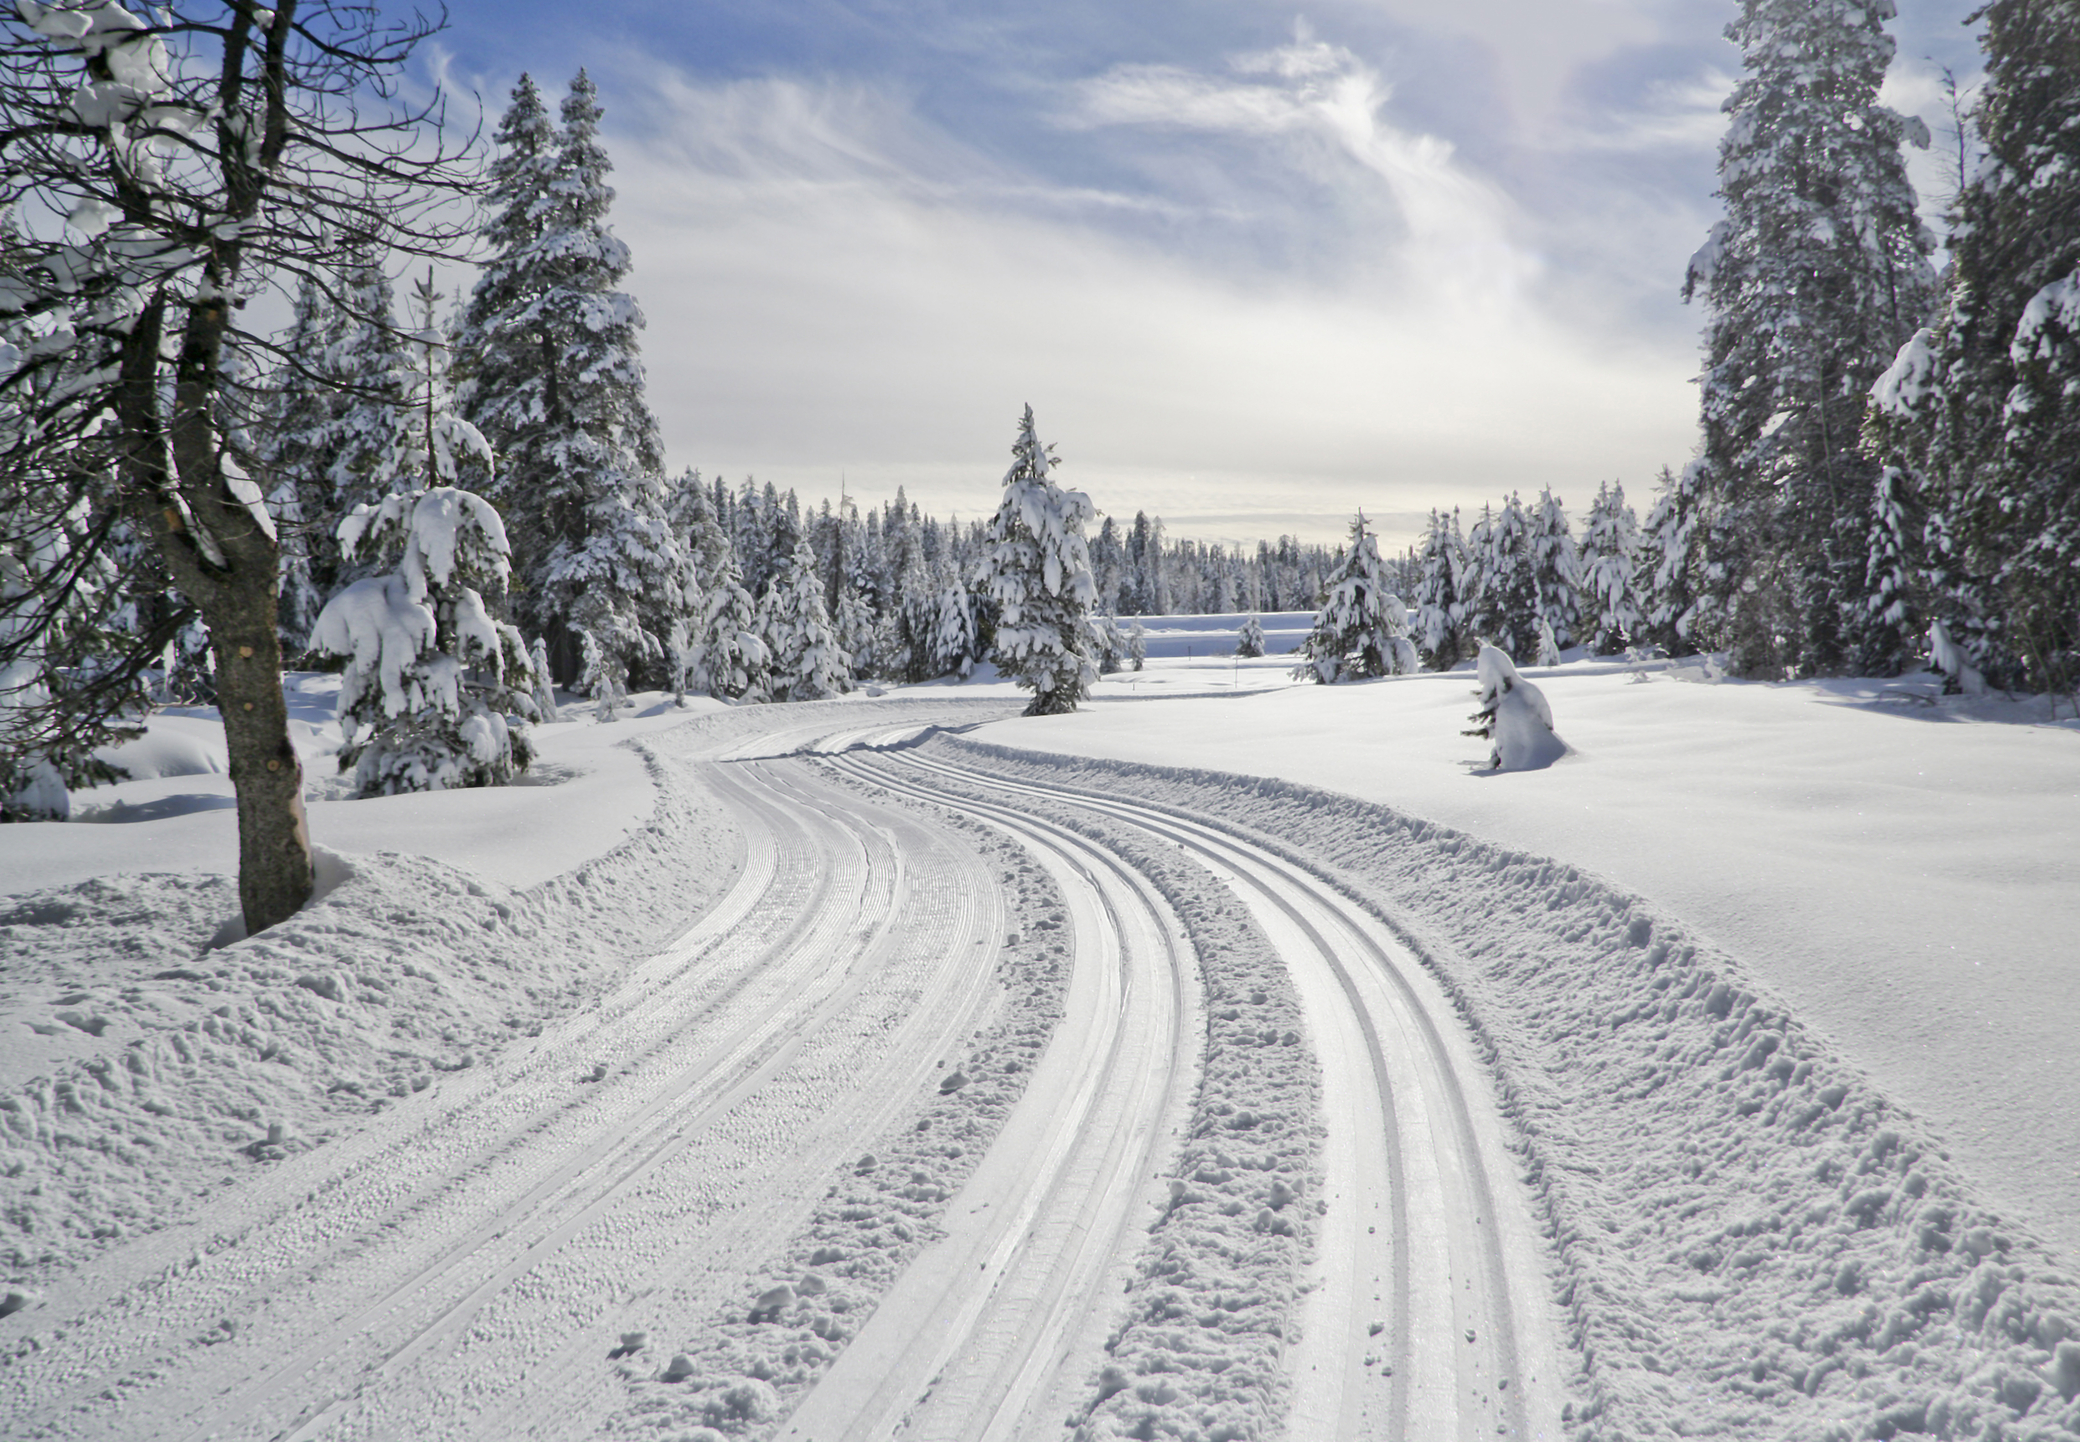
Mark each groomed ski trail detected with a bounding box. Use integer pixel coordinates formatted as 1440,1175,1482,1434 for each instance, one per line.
833,736,1567,1442
2,755,1008,1441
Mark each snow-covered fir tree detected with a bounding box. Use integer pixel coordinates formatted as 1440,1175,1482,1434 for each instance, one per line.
311,488,536,796
690,549,770,701
1465,495,1539,662
1636,464,1709,655
453,72,688,686
1866,0,2080,692
929,574,979,681
1295,512,1418,683
1527,488,1583,649
1411,508,1469,670
1684,0,1938,676
325,249,415,526
1235,613,1266,658
984,406,1101,715
262,275,352,652
760,531,849,701
1465,643,1567,771
1579,481,1645,654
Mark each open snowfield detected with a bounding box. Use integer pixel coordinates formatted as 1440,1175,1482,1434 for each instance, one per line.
2,640,2077,1442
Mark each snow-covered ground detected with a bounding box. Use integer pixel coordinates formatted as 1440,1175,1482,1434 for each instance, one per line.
3,643,2077,1442
969,648,2080,1273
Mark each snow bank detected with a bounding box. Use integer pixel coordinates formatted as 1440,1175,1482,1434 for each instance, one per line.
0,717,747,1288
936,738,2080,1442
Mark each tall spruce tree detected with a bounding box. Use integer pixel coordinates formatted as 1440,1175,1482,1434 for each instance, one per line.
1411,508,1470,670
984,406,1101,715
1685,0,1938,676
1866,0,2080,692
454,72,686,685
263,276,352,652
1637,464,1711,656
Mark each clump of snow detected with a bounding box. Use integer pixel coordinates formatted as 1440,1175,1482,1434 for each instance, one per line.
1467,643,1567,771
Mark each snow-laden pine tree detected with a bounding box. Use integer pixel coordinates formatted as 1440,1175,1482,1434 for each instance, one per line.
1295,512,1418,683
1466,495,1538,662
453,72,688,686
325,250,415,524
760,531,849,701
1579,481,1644,654
1411,508,1469,670
311,487,536,795
1684,0,1938,676
984,406,1102,715
1465,643,1567,771
1235,613,1266,658
930,575,979,680
690,549,770,700
1635,465,1709,656
1866,0,2080,692
1527,489,1582,649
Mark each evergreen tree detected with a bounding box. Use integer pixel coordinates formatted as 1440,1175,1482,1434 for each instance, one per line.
1527,488,1583,649
984,406,1101,715
691,549,770,701
263,275,352,652
454,72,686,685
1579,481,1645,654
1295,512,1418,683
929,574,979,680
1866,0,2080,691
1636,465,1710,656
311,488,537,795
1467,494,1539,662
326,250,415,522
1684,0,1938,676
1411,508,1469,670
760,531,849,701
1235,613,1266,658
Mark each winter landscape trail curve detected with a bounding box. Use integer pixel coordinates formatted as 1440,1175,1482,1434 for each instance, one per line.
1,748,1009,1441
777,749,1199,1442
836,736,1568,1442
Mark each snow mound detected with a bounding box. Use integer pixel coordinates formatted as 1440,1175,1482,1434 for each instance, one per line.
1471,644,1567,772
92,719,227,779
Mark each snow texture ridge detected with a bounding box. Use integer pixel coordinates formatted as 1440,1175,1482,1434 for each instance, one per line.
0,721,742,1295
604,796,1071,1440
938,736,2080,1442
886,757,1326,1442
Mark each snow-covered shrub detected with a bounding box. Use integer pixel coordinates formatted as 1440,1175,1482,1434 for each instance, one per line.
1465,643,1566,771
1927,619,1987,697
1126,621,1147,671
1295,512,1418,682
1235,613,1266,658
984,406,1102,715
311,488,537,795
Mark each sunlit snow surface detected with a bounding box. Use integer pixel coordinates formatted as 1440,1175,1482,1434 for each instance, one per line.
969,634,2080,1271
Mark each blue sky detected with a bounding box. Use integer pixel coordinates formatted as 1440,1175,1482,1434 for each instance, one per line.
419,1,1984,547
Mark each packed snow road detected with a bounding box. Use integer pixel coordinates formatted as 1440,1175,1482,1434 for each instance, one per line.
3,705,1565,1441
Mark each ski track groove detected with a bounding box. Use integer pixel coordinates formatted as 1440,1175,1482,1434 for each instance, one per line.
2,751,1005,1442
778,750,1198,1442
870,743,1557,1442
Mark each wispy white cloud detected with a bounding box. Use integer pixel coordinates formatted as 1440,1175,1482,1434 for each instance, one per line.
1065,28,1536,307
601,60,1696,548
1553,68,1734,154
